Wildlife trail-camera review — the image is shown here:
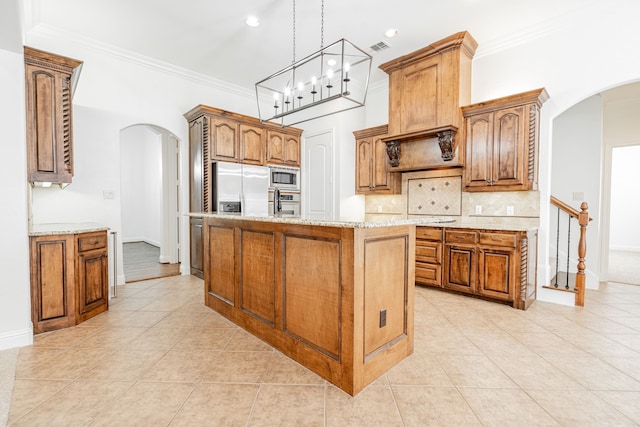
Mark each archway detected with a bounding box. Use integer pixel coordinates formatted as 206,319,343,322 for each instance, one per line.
550,81,640,290
119,124,181,282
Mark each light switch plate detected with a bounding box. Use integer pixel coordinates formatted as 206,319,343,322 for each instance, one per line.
475,205,482,215
506,206,515,216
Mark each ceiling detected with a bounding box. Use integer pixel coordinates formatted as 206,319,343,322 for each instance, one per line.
26,0,592,91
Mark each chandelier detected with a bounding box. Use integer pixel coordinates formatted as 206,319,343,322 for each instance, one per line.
255,0,372,127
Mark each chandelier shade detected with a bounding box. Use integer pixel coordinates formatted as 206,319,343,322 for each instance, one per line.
255,38,372,127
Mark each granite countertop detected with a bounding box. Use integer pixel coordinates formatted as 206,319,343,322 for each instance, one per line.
188,212,538,231
29,222,110,236
188,212,457,229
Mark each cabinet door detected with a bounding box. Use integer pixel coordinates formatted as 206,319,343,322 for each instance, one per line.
25,64,73,184
443,244,476,294
267,130,285,164
210,117,239,162
190,217,204,279
372,134,394,190
478,247,514,301
355,137,373,194
284,134,300,165
492,106,526,187
464,112,493,189
239,124,265,165
30,235,76,333
189,117,208,212
393,55,440,134
77,248,109,322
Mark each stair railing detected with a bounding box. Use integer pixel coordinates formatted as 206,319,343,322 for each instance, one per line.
549,196,591,306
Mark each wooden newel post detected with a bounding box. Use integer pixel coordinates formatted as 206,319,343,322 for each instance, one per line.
575,202,589,307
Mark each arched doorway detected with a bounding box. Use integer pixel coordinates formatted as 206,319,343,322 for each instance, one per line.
119,124,181,282
550,81,640,289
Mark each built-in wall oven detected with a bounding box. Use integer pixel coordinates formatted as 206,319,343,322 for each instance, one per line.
268,190,300,216
268,165,300,191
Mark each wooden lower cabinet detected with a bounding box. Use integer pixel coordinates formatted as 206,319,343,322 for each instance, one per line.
417,226,537,310
444,244,476,293
30,230,109,333
415,227,442,287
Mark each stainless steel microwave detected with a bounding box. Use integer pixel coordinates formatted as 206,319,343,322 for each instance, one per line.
268,165,300,190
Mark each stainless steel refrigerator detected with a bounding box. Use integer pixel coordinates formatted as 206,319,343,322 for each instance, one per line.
212,161,269,216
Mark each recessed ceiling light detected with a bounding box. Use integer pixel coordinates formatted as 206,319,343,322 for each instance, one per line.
327,59,337,66
245,16,261,28
384,28,399,38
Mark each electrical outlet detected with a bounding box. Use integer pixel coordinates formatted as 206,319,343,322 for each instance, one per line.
475,205,482,215
506,206,515,216
103,190,114,199
379,308,387,328
377,205,383,213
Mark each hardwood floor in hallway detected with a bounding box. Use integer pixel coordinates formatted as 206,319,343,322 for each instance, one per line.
123,242,180,283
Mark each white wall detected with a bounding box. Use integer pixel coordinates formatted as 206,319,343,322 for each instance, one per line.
550,95,603,289
0,1,33,350
609,145,640,251
120,125,162,246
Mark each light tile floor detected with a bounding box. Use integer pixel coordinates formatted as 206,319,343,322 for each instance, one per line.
8,275,640,426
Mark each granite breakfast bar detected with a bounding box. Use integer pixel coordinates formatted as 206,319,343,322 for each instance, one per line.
189,213,433,396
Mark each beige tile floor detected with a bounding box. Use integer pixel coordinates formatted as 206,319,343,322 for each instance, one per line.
8,275,640,426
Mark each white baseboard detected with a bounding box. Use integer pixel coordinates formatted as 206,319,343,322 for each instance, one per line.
0,327,33,351
610,245,640,252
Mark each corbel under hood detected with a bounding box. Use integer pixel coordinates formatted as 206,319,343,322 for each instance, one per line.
379,31,478,172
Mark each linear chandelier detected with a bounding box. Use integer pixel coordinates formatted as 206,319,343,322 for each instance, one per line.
255,0,372,127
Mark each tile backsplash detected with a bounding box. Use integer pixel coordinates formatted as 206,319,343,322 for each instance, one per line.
407,176,462,215
364,169,540,219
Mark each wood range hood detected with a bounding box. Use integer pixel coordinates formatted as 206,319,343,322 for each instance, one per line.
379,31,478,171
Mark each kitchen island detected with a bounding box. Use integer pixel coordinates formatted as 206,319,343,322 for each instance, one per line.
190,213,440,395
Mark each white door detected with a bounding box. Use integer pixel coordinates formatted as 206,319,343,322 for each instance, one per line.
304,130,334,219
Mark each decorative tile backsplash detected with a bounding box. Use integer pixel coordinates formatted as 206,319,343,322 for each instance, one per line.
407,176,462,215
364,169,541,220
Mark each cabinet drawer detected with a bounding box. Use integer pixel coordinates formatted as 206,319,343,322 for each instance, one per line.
416,227,442,241
445,230,477,245
416,262,441,287
479,232,517,248
77,233,107,252
416,241,441,264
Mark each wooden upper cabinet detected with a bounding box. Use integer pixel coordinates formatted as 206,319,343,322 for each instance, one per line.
24,47,82,185
184,105,303,167
380,32,477,138
463,88,549,192
210,117,239,162
353,125,400,194
267,130,300,166
239,124,265,165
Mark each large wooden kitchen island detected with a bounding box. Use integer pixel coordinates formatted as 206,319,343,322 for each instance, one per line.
193,213,417,395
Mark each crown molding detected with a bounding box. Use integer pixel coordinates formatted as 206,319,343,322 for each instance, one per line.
26,23,255,101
